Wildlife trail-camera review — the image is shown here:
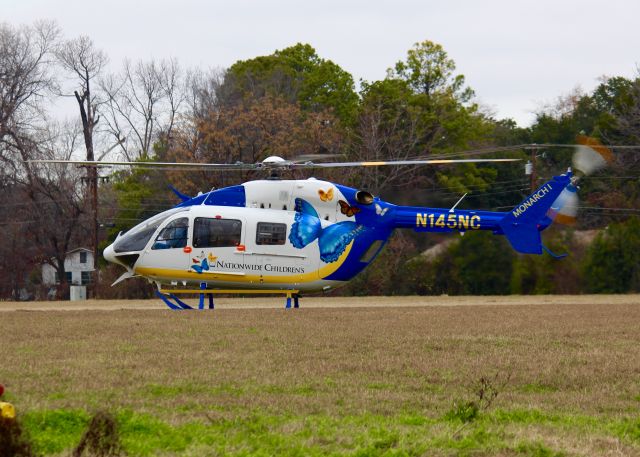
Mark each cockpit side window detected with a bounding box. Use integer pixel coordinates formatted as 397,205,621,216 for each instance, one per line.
152,217,189,250
113,208,188,253
193,218,241,248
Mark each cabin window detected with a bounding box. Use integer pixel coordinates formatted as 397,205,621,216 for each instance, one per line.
256,222,287,245
193,218,242,248
79,251,87,263
360,240,384,263
152,217,189,249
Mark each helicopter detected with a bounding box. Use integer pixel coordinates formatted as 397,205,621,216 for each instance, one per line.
32,138,613,309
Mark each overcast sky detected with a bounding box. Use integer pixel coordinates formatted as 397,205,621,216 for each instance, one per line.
5,0,639,126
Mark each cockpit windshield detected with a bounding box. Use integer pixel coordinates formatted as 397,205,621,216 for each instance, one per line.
113,208,189,253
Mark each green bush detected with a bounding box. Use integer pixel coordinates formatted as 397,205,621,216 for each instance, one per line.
583,217,640,293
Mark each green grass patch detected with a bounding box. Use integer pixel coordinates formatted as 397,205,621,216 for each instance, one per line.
22,409,90,454
519,382,559,393
19,407,640,456
515,440,567,457
610,417,640,442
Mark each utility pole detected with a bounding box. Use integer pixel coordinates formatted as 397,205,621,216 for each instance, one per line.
530,145,537,193
56,35,108,297
82,137,124,288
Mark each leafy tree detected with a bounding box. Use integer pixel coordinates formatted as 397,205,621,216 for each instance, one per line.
583,217,640,293
341,232,417,296
354,41,496,195
385,40,484,150
389,40,473,103
510,229,579,294
104,144,177,248
401,233,515,296
529,77,636,145
353,78,432,192
614,76,640,141
223,43,358,125
169,95,345,193
448,231,514,295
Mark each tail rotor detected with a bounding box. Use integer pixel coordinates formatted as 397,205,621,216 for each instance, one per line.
547,136,614,225
572,135,614,177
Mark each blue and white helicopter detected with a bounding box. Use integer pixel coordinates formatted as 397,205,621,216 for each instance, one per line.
35,138,612,309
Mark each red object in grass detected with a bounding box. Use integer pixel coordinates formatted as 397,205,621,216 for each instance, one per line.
0,384,4,396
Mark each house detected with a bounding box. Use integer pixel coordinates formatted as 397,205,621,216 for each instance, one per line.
42,248,95,286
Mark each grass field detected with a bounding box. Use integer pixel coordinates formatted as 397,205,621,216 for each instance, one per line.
1,295,640,456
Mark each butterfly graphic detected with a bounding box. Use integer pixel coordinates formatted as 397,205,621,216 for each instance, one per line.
318,188,334,202
338,200,361,218
375,203,389,217
191,251,217,273
289,198,365,263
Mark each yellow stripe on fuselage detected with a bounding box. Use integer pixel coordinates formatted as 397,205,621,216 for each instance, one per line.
135,241,353,284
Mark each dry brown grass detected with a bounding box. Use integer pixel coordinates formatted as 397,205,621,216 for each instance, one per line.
1,295,639,454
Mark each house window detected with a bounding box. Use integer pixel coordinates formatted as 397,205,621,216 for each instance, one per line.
81,271,92,285
65,272,72,284
193,218,241,248
256,222,286,245
79,251,88,264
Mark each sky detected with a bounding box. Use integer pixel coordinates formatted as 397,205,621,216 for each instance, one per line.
5,0,640,126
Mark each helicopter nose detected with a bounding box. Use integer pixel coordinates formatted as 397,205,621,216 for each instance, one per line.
103,243,117,265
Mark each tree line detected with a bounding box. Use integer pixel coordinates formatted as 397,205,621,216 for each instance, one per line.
1,20,639,299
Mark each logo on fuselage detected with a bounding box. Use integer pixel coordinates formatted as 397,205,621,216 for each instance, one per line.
511,184,552,218
415,213,481,230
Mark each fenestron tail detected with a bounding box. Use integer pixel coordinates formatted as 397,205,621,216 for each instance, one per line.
498,172,572,254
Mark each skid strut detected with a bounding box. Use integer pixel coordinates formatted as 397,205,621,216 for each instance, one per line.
198,282,214,309
285,292,300,309
156,287,300,310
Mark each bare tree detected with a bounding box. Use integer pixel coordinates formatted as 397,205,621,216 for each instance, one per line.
158,58,184,141
101,58,185,161
0,20,59,176
29,122,88,298
56,35,107,162
56,35,107,274
0,120,88,300
353,96,425,193
185,68,224,113
0,21,56,298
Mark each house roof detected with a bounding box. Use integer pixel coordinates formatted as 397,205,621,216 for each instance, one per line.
66,248,93,254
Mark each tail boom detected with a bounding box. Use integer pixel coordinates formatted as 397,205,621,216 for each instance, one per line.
390,171,573,255
393,207,505,233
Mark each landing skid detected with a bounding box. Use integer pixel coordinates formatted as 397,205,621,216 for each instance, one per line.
156,284,300,310
155,290,196,310
542,245,568,259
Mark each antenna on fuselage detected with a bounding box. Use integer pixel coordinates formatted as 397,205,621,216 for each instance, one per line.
449,193,468,213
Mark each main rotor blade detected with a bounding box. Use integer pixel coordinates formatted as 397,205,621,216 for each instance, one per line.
26,159,255,170
26,141,640,171
523,143,640,150
27,157,521,171
291,158,521,168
